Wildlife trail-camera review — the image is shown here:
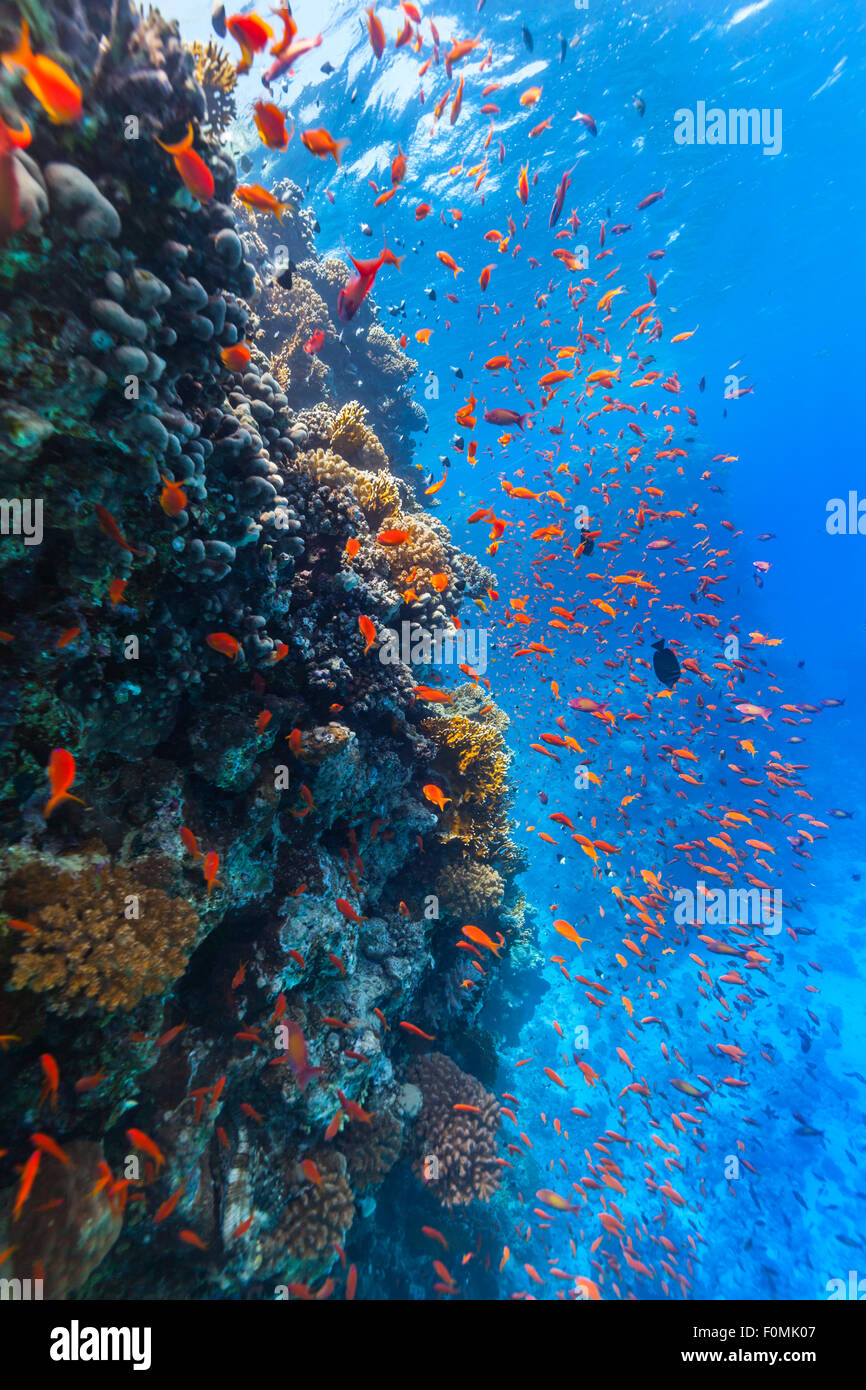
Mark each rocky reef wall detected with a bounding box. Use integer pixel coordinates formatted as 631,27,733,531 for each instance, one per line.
0,1,532,1298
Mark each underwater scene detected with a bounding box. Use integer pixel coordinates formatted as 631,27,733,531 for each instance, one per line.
1,0,865,1326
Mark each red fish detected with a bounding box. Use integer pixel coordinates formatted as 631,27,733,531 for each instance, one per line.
95,505,146,557
206,632,241,659
284,1020,323,1093
1,21,82,124
337,237,402,322
43,748,84,819
304,329,325,354
156,123,214,202
202,851,222,896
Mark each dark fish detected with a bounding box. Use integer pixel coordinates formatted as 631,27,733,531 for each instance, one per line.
522,24,533,51
652,638,680,688
212,1,226,39
698,375,705,392
633,94,646,116
449,364,462,378
320,61,335,74
559,35,567,63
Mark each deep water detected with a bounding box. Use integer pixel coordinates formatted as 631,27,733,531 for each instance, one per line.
1,0,864,1305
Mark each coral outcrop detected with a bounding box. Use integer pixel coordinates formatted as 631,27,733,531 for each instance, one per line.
408,1053,502,1207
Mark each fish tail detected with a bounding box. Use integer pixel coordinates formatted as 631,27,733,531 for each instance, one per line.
2,19,34,77
333,138,350,166
43,791,84,820
156,121,194,156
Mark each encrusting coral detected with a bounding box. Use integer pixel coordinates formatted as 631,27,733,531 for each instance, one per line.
408,1053,502,1207
3,858,199,1016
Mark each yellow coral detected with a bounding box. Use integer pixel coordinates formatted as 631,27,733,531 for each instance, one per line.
420,714,510,805
296,448,400,530
186,40,237,134
330,401,390,472
436,859,505,918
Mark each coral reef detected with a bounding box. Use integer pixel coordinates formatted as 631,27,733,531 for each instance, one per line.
408,1053,502,1207
0,0,528,1301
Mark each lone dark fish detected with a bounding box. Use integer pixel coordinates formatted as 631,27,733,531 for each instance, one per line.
522,24,533,52
652,638,680,689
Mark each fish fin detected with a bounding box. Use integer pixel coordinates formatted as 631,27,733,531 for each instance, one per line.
1,19,34,75
156,121,194,156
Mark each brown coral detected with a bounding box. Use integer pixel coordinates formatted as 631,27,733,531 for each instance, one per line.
408,1053,501,1207
3,859,199,1016
436,859,505,919
340,1111,403,1193
276,1150,354,1278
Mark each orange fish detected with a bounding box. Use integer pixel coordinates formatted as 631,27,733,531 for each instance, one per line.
234,183,294,221
2,21,82,124
156,123,214,201
365,3,385,58
345,536,360,559
436,250,463,278
412,685,454,704
43,748,84,820
159,474,187,517
462,924,505,957
12,1150,40,1221
253,99,292,150
220,342,251,372
206,632,241,659
301,127,349,165
422,784,451,811
108,577,127,608
358,615,377,655
285,1020,323,1093
126,1128,165,1172
377,528,411,544
202,851,221,896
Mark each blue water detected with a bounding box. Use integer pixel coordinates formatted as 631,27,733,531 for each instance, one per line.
175,0,866,1299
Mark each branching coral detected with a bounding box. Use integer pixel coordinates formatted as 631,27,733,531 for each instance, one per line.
420,714,510,806
329,400,390,472
186,40,237,134
408,1053,501,1207
3,860,199,1016
268,275,333,399
436,859,505,919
